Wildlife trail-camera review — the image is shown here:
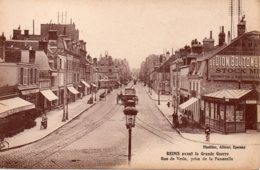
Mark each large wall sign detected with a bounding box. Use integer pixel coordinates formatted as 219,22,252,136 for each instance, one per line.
208,55,260,81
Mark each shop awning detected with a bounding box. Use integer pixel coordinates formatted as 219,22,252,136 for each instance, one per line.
40,90,58,101
0,97,35,118
81,80,90,88
91,83,97,88
179,97,199,110
204,89,252,99
67,86,80,94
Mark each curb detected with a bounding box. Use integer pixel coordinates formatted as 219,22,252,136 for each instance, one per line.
0,103,97,152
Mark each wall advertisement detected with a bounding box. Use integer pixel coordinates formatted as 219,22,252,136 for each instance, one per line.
208,55,260,81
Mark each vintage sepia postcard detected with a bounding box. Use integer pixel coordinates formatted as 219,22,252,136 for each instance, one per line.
0,0,260,169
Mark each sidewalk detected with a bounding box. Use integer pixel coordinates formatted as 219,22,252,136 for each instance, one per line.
144,86,260,145
3,89,105,150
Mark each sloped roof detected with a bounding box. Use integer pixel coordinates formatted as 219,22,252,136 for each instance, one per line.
196,45,226,61
196,30,260,62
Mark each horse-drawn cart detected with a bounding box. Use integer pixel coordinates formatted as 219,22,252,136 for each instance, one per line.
117,88,138,107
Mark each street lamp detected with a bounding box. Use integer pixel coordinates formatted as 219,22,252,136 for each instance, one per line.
123,106,138,165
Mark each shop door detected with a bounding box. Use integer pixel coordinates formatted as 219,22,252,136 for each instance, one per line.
245,104,257,130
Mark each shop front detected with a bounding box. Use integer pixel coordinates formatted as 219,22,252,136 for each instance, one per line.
0,97,35,137
39,89,59,113
202,89,258,133
67,86,80,102
19,87,39,105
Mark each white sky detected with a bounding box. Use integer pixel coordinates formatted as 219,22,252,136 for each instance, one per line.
0,0,259,69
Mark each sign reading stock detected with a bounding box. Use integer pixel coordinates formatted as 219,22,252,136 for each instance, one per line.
208,55,260,81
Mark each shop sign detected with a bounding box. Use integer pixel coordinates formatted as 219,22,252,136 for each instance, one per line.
208,55,260,81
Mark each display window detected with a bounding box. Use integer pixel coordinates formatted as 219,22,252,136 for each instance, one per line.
226,105,235,122
219,104,225,120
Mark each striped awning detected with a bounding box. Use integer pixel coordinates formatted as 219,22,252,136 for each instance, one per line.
67,86,80,94
40,90,58,101
178,97,200,122
204,89,252,99
0,97,35,118
179,97,198,110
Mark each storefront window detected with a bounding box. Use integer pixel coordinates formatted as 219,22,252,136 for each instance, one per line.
205,102,209,118
210,103,214,119
226,105,235,122
219,104,225,120
235,104,244,122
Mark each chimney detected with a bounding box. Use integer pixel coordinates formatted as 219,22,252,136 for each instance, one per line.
24,29,29,37
29,49,36,64
13,29,22,40
227,31,231,44
218,26,226,46
203,31,215,51
237,15,246,37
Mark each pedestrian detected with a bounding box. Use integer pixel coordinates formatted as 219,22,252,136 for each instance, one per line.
205,124,211,141
172,113,179,128
167,100,170,107
41,113,48,129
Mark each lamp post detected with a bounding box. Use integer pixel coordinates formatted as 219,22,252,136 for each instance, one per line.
123,106,138,165
94,88,97,101
173,95,176,114
158,89,160,105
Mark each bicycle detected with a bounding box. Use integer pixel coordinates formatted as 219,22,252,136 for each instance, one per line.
0,138,9,150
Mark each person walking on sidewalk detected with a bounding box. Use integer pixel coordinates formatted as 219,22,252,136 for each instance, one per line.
41,113,48,129
172,113,179,128
205,124,211,142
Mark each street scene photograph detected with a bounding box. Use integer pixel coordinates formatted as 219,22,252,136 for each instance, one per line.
0,0,260,169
